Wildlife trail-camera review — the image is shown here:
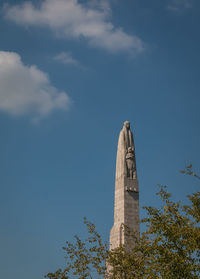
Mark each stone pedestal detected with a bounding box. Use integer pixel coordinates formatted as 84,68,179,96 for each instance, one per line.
110,177,139,249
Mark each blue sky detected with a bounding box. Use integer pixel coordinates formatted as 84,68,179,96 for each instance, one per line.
0,0,200,278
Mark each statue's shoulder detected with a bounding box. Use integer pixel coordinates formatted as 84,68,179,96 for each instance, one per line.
118,129,123,136
119,129,125,140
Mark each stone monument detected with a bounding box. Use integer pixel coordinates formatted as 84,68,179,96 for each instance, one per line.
109,121,139,249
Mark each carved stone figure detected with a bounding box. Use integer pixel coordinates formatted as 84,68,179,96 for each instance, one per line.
126,147,136,179
115,121,136,180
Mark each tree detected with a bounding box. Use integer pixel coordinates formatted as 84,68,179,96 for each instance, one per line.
45,167,200,279
45,218,107,279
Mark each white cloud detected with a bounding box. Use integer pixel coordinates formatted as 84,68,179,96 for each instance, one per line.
0,51,70,120
167,0,193,11
54,52,83,68
3,0,144,54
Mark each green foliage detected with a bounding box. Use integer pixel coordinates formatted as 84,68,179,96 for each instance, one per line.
45,218,107,279
141,185,200,279
180,164,200,180
46,167,200,279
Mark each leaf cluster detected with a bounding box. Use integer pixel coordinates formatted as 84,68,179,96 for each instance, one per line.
45,218,107,279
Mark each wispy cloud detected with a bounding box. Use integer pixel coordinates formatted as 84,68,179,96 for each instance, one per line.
54,52,84,69
167,0,193,11
0,51,70,121
3,0,144,54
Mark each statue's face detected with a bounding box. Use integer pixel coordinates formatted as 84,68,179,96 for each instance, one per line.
128,147,132,153
124,121,130,129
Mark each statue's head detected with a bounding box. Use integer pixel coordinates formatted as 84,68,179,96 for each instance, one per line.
124,121,130,130
128,147,132,153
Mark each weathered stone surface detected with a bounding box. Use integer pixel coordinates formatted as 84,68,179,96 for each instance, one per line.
109,121,139,250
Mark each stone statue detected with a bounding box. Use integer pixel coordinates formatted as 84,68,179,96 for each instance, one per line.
115,121,136,180
126,147,136,179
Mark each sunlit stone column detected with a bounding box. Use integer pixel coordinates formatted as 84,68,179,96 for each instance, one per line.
109,121,139,250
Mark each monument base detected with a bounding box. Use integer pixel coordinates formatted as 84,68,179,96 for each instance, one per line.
110,176,139,250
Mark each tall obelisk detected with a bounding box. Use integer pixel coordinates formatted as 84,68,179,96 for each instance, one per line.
109,121,139,249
